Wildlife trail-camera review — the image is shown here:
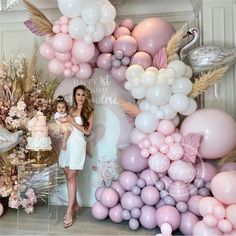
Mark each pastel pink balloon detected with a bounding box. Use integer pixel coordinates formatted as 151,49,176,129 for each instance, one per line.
52,33,73,53
113,35,137,57
172,115,180,127
141,149,149,158
158,120,175,136
64,68,73,77
130,128,147,144
97,53,112,70
198,197,223,217
60,15,69,24
119,144,149,173
95,187,105,201
39,42,55,59
203,214,218,227
92,202,109,220
148,153,170,173
140,205,157,229
71,64,79,73
100,188,119,208
180,108,236,159
72,40,95,63
220,162,236,172
148,132,165,148
226,204,236,229
193,221,222,236
167,143,184,160
120,18,135,31
141,186,160,205
211,171,236,205
119,171,138,191
98,35,116,53
169,181,190,202
111,65,127,83
180,211,199,235
61,24,69,34
196,161,218,182
149,146,158,155
212,205,226,220
187,195,203,216
109,204,123,223
52,24,60,34
156,206,181,230
130,51,152,69
132,17,175,57
111,181,125,197
114,26,131,39
48,58,64,75
218,219,233,233
55,52,71,62
121,192,143,211
140,169,158,186
75,63,92,80
64,61,73,68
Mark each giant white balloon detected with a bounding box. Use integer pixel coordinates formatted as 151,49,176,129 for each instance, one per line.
57,0,85,18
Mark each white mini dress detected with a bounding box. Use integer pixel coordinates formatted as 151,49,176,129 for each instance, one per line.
59,116,86,170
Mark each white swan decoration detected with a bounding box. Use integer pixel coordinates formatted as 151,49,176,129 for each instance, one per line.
180,28,236,75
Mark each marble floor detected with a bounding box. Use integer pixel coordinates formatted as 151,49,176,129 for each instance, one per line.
0,206,182,235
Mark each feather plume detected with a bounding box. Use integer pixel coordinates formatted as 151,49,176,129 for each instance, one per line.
118,97,140,118
189,66,229,98
166,24,188,58
23,0,54,36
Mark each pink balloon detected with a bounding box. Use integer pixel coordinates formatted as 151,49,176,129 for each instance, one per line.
148,153,170,173
193,221,222,236
167,143,184,160
39,42,55,59
213,205,226,220
72,40,95,63
95,187,105,201
97,53,112,70
119,171,138,191
92,202,109,220
121,192,143,211
218,219,233,233
140,169,159,186
119,144,149,173
130,51,152,69
111,65,127,83
198,197,223,217
52,33,73,53
120,18,135,31
109,204,123,223
148,132,165,148
226,204,236,229
203,214,218,227
98,35,116,53
156,206,181,230
132,17,175,57
60,24,69,34
141,186,160,205
169,181,190,202
130,128,147,144
75,63,92,80
187,195,203,216
60,16,69,24
196,161,218,182
180,108,236,159
180,211,199,235
55,52,71,62
220,162,236,172
110,181,125,198
48,58,65,75
100,188,119,208
113,35,137,57
64,68,73,77
157,120,175,136
114,26,131,39
211,171,236,205
140,205,157,229
52,24,60,34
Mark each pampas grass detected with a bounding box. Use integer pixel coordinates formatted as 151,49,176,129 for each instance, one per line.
189,66,229,98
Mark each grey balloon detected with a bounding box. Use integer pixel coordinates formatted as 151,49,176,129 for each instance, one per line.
129,218,140,230
176,201,188,213
131,208,141,218
163,196,176,206
121,209,131,220
198,187,210,197
136,178,146,188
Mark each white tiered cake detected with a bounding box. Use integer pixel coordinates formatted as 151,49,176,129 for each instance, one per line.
26,111,52,150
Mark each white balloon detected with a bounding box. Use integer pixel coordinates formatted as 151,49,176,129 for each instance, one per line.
156,73,168,84
86,24,96,34
172,77,193,95
139,99,151,112
83,34,93,44
150,104,158,114
180,98,197,116
104,21,116,36
57,0,85,17
184,65,193,78
155,109,165,119
131,87,146,99
82,4,100,24
126,65,144,81
164,67,176,79
146,67,159,73
167,60,186,78
160,104,177,120
100,3,116,24
93,23,105,42
68,17,86,40
141,71,157,87
169,93,189,112
135,112,159,133
132,79,142,88
146,84,172,106
124,81,132,90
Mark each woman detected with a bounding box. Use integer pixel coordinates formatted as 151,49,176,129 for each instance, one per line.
59,85,94,228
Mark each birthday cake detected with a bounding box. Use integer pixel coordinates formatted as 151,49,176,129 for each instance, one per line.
26,111,52,150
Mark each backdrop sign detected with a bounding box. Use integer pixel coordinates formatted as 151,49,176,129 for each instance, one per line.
51,68,134,206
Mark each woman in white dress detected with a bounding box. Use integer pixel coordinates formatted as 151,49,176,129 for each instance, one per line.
59,85,94,228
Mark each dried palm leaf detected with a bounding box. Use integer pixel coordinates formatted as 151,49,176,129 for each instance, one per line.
11,79,23,102
189,66,229,98
166,24,188,58
218,148,236,166
118,97,140,118
43,79,59,100
23,0,54,36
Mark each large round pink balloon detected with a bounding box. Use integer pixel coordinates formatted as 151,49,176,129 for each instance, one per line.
92,202,109,220
132,17,175,57
180,211,199,235
109,204,123,223
211,171,236,205
139,205,157,229
180,108,236,159
193,221,221,236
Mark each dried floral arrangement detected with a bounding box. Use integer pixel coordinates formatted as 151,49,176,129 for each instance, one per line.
0,48,61,213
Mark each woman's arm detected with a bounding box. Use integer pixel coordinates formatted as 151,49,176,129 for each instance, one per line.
67,113,94,136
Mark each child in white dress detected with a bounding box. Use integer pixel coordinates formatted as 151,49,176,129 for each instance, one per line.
54,96,73,150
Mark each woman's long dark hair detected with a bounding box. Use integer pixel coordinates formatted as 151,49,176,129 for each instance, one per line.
73,85,94,129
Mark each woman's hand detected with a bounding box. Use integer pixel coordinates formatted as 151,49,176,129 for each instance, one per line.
66,115,75,125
